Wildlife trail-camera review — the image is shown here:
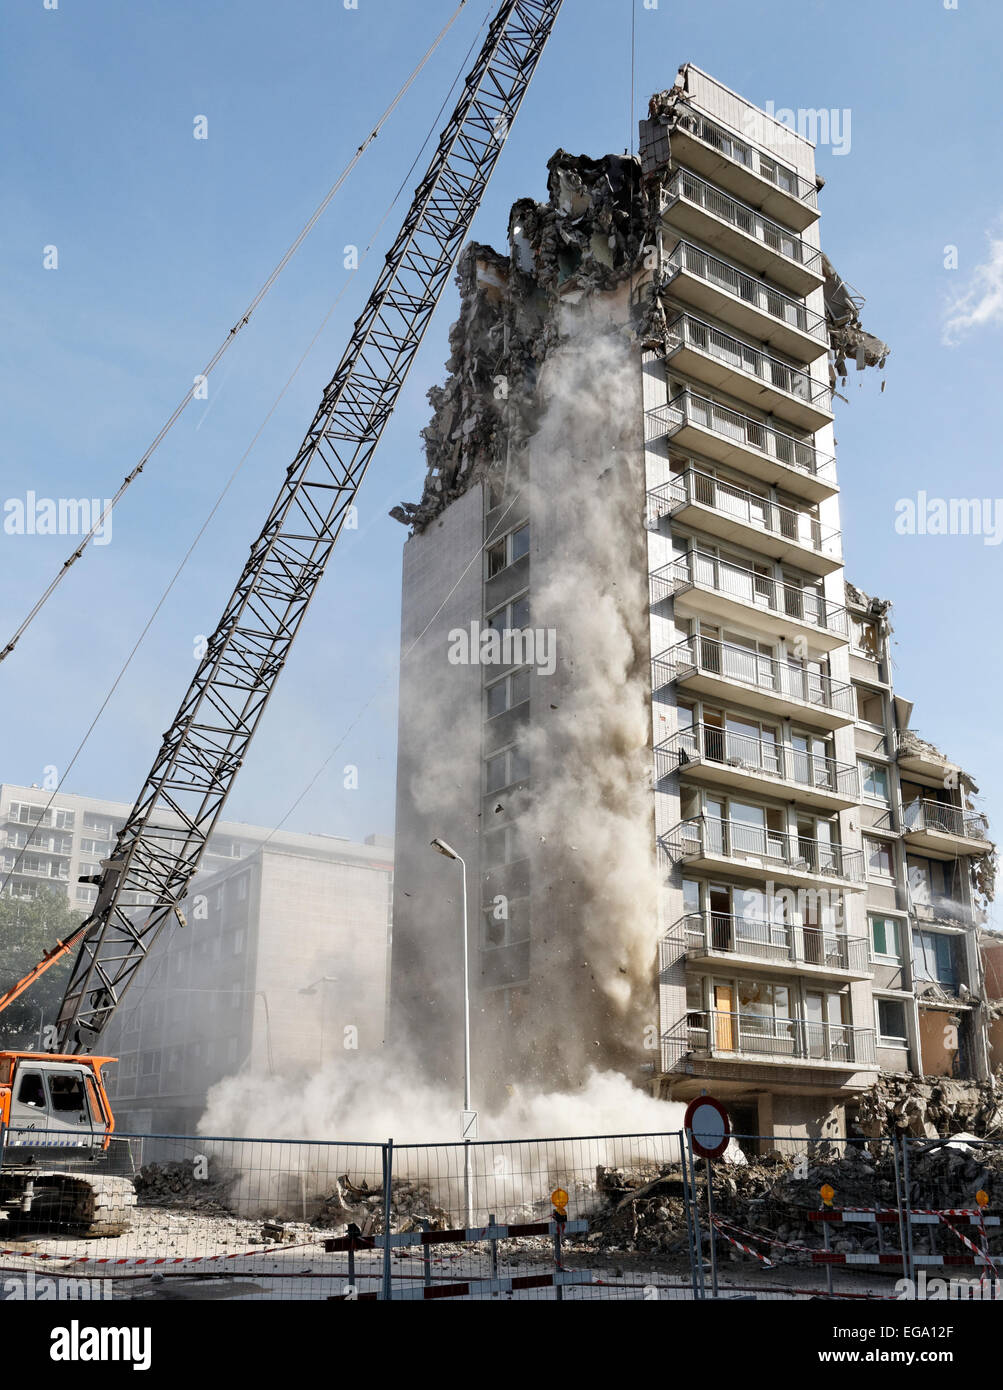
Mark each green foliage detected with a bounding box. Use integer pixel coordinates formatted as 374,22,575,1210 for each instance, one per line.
0,889,84,1049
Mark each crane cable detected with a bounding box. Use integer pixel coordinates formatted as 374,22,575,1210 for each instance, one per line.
0,0,494,902
0,0,470,668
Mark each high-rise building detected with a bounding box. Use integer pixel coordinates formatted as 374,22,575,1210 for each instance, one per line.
388,66,995,1142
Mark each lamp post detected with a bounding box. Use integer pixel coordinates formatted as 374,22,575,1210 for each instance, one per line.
298,975,338,1063
430,837,474,1226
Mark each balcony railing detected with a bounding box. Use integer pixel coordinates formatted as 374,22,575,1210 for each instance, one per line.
646,390,836,483
904,799,990,843
654,635,855,716
651,552,849,636
675,1010,876,1066
664,240,828,343
670,910,869,973
662,815,865,882
0,856,70,882
647,469,841,562
665,314,832,413
661,170,824,280
671,103,819,210
656,721,859,798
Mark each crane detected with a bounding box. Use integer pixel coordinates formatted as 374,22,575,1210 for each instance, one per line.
0,0,563,1236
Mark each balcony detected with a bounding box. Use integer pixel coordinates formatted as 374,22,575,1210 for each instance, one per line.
663,1011,877,1072
666,103,820,231
660,815,866,888
647,469,841,576
666,911,871,979
656,721,859,810
664,314,832,431
646,391,836,502
654,636,856,729
902,799,992,858
660,170,825,295
0,856,70,883
650,552,849,651
896,731,962,785
663,240,827,363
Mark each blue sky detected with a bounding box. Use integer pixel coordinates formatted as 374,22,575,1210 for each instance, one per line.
2,0,1001,855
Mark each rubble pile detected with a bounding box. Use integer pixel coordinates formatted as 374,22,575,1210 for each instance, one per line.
134,1159,236,1214
586,1137,1003,1262
855,1073,1003,1141
314,1175,452,1234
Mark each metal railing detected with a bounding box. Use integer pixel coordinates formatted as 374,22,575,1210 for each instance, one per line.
656,721,859,798
903,798,991,843
671,103,819,209
679,1009,876,1065
651,551,849,636
647,468,841,561
671,911,869,973
665,314,831,412
646,390,836,483
0,855,70,881
663,240,828,343
653,635,855,716
662,815,866,882
661,170,824,279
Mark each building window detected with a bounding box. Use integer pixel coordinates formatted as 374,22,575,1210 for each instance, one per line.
233,929,245,956
856,687,884,727
851,616,879,658
488,593,530,635
913,930,958,991
864,836,895,879
236,874,248,902
876,998,907,1046
487,525,529,577
483,825,522,870
860,760,889,802
870,915,901,961
80,837,111,856
485,746,530,793
486,667,531,719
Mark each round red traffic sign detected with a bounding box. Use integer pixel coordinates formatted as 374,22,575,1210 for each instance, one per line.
684,1095,731,1160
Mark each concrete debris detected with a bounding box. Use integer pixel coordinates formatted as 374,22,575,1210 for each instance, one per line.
260,1219,311,1243
392,94,888,535
134,1159,235,1215
314,1175,451,1234
844,580,892,624
588,1132,1003,1260
821,251,890,387
855,1072,1003,1142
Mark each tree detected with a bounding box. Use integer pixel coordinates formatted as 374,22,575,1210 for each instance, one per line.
0,889,84,1049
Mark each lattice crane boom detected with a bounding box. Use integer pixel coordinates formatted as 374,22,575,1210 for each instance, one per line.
55,0,564,1052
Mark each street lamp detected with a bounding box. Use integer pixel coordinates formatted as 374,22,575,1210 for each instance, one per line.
298,975,339,1063
430,836,474,1226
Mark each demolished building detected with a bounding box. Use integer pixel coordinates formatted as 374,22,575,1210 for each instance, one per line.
388,63,996,1145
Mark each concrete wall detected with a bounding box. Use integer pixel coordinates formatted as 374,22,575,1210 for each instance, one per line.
389,483,484,1093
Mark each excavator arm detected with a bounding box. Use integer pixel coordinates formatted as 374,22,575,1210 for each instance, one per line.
53,0,564,1053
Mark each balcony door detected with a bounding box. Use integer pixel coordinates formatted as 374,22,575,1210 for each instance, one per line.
714,984,734,1050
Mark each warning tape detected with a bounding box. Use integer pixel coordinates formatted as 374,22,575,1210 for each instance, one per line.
710,1216,775,1266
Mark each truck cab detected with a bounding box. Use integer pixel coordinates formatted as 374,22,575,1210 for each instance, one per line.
0,1053,115,1159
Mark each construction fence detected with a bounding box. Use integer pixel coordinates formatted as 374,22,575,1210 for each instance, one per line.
2,1123,1003,1301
